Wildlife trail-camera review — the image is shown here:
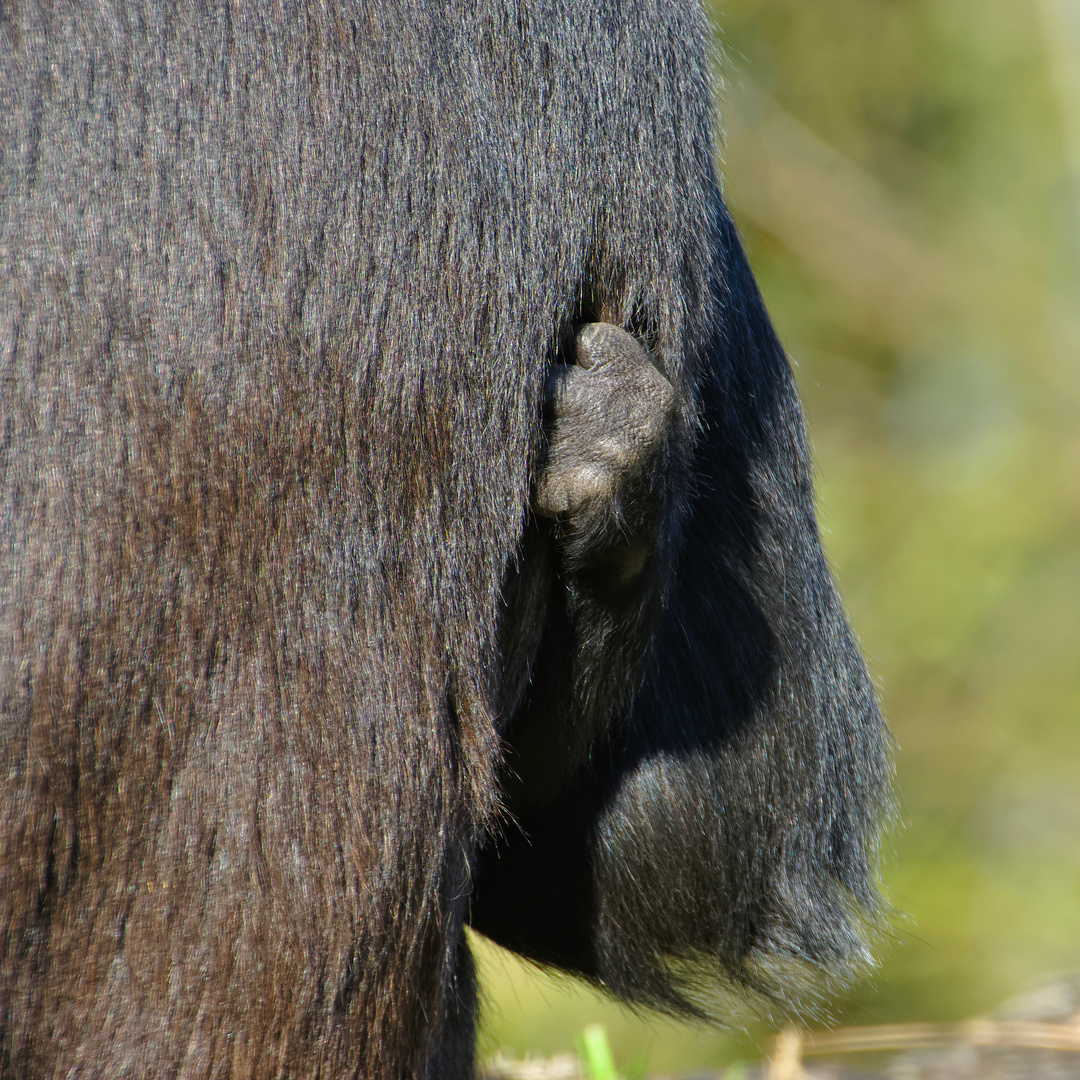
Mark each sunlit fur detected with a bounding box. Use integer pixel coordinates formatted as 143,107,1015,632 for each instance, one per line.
0,2,890,1076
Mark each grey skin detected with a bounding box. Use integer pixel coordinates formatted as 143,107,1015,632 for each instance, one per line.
536,322,675,525
535,323,675,588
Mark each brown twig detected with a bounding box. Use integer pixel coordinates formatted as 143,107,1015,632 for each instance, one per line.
800,1018,1080,1055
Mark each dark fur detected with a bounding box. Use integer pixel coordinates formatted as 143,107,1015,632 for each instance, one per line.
0,1,889,1077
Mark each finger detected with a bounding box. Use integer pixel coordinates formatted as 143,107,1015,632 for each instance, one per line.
574,322,648,371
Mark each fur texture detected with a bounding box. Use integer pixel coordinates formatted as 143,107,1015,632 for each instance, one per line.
0,1,889,1076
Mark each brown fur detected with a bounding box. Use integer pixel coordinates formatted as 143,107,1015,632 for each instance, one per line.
0,2,889,1076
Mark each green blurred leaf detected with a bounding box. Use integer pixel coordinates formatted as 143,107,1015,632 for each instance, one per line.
579,1024,619,1080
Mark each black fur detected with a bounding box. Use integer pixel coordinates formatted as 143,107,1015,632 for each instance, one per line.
0,1,889,1077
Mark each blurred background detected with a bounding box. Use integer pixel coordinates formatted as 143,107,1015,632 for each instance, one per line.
475,0,1080,1071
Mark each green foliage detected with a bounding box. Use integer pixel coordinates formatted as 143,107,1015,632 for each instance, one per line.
716,0,1080,1030
578,1025,619,1080
479,0,1080,1069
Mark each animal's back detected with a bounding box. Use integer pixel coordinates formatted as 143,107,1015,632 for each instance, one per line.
0,2,722,1075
